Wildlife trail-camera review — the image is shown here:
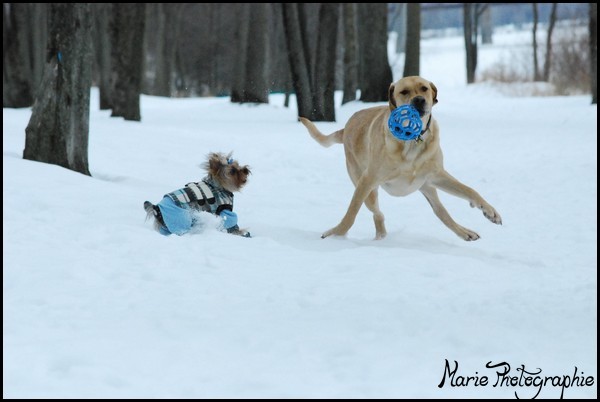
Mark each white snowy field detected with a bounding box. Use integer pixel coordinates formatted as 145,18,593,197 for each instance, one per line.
3,30,597,398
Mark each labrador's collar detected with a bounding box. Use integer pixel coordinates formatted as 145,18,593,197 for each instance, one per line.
415,114,433,143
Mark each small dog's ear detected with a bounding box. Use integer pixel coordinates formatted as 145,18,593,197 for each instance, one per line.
388,84,397,110
207,152,223,174
430,82,438,105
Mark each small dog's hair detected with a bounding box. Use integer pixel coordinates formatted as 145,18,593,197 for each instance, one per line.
144,200,165,232
203,151,251,193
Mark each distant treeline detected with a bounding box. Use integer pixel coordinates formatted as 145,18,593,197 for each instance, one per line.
398,3,590,31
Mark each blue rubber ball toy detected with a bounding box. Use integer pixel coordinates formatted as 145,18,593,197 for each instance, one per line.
388,104,423,141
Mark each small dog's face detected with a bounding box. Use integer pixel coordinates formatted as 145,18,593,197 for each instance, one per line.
204,152,251,192
388,76,438,117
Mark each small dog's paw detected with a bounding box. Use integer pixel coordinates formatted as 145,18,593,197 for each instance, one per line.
227,225,251,238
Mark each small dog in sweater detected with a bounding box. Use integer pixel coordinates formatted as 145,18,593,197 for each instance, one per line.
144,152,251,237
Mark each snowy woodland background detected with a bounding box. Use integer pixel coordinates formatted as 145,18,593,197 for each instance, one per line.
4,3,598,399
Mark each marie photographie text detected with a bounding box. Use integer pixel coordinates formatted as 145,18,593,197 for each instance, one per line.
438,359,595,399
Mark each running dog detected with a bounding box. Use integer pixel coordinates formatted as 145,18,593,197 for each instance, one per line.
299,76,502,241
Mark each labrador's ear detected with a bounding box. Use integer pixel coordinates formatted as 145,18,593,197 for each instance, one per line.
430,82,438,105
388,84,397,110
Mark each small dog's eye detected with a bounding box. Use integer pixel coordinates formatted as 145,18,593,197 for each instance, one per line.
230,167,238,174
400,90,409,95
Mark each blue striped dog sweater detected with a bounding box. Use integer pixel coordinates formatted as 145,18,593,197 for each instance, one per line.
155,176,235,235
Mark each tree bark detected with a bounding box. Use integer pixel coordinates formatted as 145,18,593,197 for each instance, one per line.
298,3,320,92
342,3,359,105
3,3,34,107
403,3,421,77
110,3,145,121
91,3,112,109
270,3,293,95
230,4,250,103
543,3,558,82
28,3,48,92
148,3,174,97
358,3,393,102
245,3,271,103
591,3,597,104
23,3,92,176
282,3,314,119
532,3,541,81
312,3,338,121
463,4,486,84
231,3,270,103
171,5,188,96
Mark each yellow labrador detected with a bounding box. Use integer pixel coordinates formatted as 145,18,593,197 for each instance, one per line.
299,76,502,241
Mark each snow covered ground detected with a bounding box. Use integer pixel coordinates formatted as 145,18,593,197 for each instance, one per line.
3,29,597,398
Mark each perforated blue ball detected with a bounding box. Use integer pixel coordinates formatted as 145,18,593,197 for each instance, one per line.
388,104,423,141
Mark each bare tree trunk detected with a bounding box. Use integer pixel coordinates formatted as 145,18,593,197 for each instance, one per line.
150,3,177,97
231,3,271,103
282,3,314,119
464,4,476,84
463,4,487,84
23,3,92,176
28,3,47,92
3,3,34,107
91,3,112,109
591,3,597,104
543,3,558,82
269,3,293,95
358,3,392,102
230,4,250,103
269,3,291,94
172,5,187,96
245,4,271,103
298,3,320,92
141,3,157,95
143,5,177,96
403,3,421,77
312,3,338,121
532,3,541,81
110,3,145,121
342,3,358,105
282,3,344,120
208,3,220,95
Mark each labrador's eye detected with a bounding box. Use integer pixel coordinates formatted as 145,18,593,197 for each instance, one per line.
421,86,428,92
400,90,409,95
